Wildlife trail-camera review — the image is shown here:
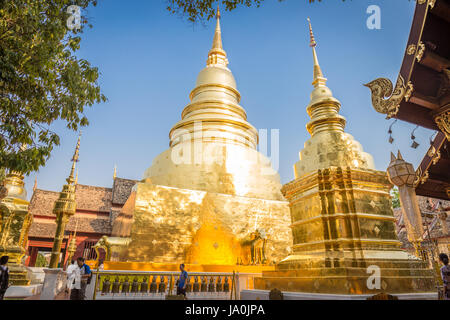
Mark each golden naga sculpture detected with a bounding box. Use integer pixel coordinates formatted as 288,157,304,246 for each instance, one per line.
364,76,413,119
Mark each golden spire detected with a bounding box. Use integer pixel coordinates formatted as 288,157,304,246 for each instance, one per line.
212,6,222,50
66,132,81,185
33,177,37,193
207,6,228,67
113,165,117,180
307,18,327,88
74,169,78,185
50,133,80,268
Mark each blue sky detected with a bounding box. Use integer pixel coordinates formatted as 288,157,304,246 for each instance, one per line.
23,0,435,198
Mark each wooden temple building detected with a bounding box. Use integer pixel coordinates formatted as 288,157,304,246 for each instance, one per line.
366,0,449,256
25,177,136,267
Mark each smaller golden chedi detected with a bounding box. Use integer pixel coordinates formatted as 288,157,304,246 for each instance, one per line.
254,19,435,295
0,171,33,286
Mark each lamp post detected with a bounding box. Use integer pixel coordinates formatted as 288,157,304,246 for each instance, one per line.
387,151,425,259
49,133,81,269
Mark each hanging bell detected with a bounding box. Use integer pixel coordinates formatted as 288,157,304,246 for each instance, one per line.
389,135,394,144
387,120,397,145
410,126,419,149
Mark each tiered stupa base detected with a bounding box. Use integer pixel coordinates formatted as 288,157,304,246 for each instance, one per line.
111,182,292,266
255,259,435,295
254,166,436,295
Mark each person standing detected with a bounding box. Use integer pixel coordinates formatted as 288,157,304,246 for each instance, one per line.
77,257,91,300
177,263,188,299
0,256,9,300
67,260,81,300
439,253,450,300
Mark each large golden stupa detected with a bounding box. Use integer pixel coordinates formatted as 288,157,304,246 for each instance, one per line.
110,9,292,266
253,20,435,295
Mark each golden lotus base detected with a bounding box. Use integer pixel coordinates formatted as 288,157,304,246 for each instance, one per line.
255,259,436,295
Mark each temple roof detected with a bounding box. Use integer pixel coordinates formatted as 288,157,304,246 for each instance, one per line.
29,185,113,216
112,178,138,205
28,177,137,239
392,0,450,129
28,215,112,238
366,0,450,201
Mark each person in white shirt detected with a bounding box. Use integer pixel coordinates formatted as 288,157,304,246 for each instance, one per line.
66,260,81,300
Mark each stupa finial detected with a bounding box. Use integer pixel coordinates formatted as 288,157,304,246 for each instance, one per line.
207,5,228,67
66,131,81,185
307,18,327,88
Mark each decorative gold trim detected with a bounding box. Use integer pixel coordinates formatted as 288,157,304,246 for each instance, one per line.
417,0,435,7
414,167,429,187
364,75,414,119
427,145,441,165
407,44,417,55
416,41,425,62
407,42,425,62
435,110,450,141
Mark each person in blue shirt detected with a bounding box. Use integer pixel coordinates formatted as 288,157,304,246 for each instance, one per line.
75,257,91,300
177,263,188,299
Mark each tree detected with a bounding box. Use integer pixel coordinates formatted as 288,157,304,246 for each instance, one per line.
166,0,347,22
0,0,106,176
391,187,401,209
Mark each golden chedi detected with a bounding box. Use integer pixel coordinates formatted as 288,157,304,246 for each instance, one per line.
254,19,435,295
111,8,292,266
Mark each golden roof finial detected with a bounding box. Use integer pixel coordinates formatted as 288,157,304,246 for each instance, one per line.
74,169,78,185
66,131,81,185
207,5,228,67
113,164,117,180
307,17,316,48
307,18,327,88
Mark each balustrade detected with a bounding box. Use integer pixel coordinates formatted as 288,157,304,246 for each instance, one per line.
91,271,239,300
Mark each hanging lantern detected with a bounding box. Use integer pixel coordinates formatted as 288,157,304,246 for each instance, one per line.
388,119,397,144
410,125,419,149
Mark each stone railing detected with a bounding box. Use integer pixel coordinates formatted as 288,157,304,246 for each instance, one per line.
87,270,242,300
